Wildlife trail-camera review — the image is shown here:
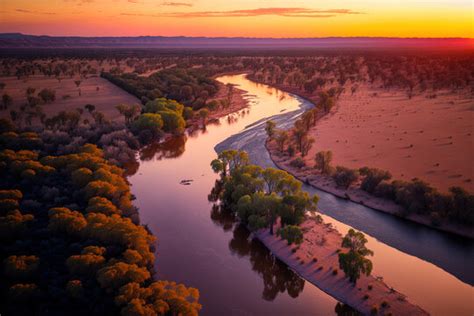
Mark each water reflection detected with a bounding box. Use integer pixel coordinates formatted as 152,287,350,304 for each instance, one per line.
335,303,362,316
210,200,306,302
139,135,187,161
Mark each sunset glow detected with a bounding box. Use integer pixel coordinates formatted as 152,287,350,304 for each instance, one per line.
1,0,472,38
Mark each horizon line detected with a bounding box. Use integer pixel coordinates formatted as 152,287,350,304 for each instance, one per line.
1,33,473,40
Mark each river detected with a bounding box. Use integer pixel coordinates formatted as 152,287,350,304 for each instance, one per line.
130,74,474,316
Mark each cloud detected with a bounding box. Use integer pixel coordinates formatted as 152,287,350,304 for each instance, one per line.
161,2,193,7
16,9,57,15
121,7,363,18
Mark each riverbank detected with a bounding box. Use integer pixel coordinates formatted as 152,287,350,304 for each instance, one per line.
254,215,429,315
266,141,474,239
187,79,250,133
252,76,474,239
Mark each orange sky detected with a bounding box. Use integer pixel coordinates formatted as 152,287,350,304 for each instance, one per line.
0,0,472,38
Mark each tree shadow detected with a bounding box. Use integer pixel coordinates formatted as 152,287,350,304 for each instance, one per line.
209,182,305,301
139,135,187,161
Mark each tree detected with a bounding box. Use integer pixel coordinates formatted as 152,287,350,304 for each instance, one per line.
319,91,335,113
183,107,194,120
275,130,289,152
26,87,36,96
131,113,163,139
2,93,12,110
359,167,392,193
97,262,150,290
158,111,186,134
144,98,184,115
278,225,303,245
314,151,333,175
38,89,56,103
116,104,141,124
199,108,209,126
226,83,234,106
300,135,314,157
293,123,308,153
265,120,276,139
4,255,40,279
333,166,359,189
84,104,96,113
74,80,82,96
66,253,105,276
338,229,373,284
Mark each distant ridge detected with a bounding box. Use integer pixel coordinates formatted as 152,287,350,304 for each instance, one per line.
0,33,472,49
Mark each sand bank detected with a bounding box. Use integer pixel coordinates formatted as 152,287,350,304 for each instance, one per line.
254,217,429,315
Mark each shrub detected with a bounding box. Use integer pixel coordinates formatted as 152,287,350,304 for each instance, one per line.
289,157,306,169
314,151,333,175
359,167,392,193
333,166,359,189
370,305,378,315
38,89,56,103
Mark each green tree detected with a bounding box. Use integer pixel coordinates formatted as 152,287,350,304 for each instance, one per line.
199,108,209,126
131,113,163,139
333,166,359,189
338,229,373,284
278,225,303,245
144,98,184,115
158,111,186,134
359,167,392,193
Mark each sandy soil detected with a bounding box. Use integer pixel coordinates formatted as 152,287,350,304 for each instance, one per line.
0,75,140,123
304,86,473,193
255,216,428,316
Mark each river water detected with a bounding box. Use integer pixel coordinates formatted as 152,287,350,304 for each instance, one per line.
130,74,474,316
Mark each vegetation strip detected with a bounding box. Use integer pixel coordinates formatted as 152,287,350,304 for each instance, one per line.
209,149,428,315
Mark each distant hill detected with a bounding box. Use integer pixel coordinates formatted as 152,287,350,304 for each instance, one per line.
0,33,472,50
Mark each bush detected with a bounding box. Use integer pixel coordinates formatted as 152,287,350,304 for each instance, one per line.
333,166,359,189
289,157,305,169
370,305,378,315
38,89,56,103
314,151,333,175
359,167,392,193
